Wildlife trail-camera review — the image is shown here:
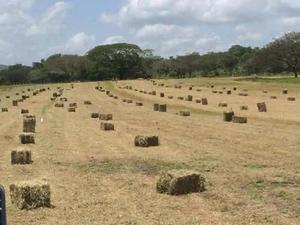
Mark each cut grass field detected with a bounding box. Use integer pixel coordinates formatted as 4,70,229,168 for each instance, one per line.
0,77,299,225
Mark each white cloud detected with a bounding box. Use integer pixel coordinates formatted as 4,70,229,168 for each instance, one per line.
27,1,71,36
103,36,126,45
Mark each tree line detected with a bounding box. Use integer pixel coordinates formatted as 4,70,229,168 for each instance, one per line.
0,32,300,84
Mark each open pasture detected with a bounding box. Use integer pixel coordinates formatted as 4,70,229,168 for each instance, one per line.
0,77,299,225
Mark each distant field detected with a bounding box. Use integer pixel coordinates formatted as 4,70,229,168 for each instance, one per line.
235,76,300,84
0,77,299,225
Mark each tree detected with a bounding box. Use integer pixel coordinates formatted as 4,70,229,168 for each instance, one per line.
87,43,144,80
265,32,300,78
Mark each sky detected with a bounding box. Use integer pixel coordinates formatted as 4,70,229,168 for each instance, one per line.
0,0,300,65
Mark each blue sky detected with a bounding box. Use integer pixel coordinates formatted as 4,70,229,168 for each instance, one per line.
0,0,300,65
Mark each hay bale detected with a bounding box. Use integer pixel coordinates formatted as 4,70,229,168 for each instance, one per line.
219,91,223,94
263,90,268,94
196,89,202,92
186,95,193,101
195,99,201,104
19,133,35,144
151,91,156,95
270,96,277,99
202,98,208,105
23,115,36,133
136,102,143,106
179,111,191,117
282,89,288,94
68,107,76,112
212,91,218,94
12,100,18,106
21,109,29,114
2,108,8,112
99,114,113,121
288,97,296,101
188,86,193,90
100,122,114,131
6,96,10,99
159,104,167,112
91,113,99,118
227,90,232,95
168,96,174,99
160,93,165,98
240,106,248,111
223,111,234,122
11,149,32,165
153,104,159,111
84,101,92,105
134,136,159,147
126,99,133,104
60,97,67,102
233,87,237,91
114,96,119,99
218,102,228,107
69,103,77,108
257,102,267,112
156,170,206,195
177,97,184,100
239,93,248,96
232,116,248,124
10,180,51,210
55,103,64,108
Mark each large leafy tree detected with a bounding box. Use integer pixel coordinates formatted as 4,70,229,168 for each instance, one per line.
264,32,300,78
87,43,144,80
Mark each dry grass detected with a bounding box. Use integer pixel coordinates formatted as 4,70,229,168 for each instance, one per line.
0,78,299,225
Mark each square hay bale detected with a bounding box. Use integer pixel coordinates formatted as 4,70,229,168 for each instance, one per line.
21,109,29,114
99,114,113,121
134,136,159,147
23,115,36,133
11,149,32,165
19,133,35,144
168,96,174,99
126,99,133,104
189,87,193,90
223,111,234,122
263,90,268,94
196,89,202,92
257,102,267,112
136,102,143,106
179,111,191,117
91,113,99,118
239,93,248,96
60,97,68,102
282,89,288,94
160,93,165,98
84,101,92,105
100,122,114,131
12,100,18,106
218,91,223,94
186,95,193,101
156,170,206,195
10,180,51,210
270,96,277,99
55,103,64,108
212,91,218,94
232,116,248,124
69,103,77,108
2,108,8,112
68,107,76,112
6,96,10,99
159,104,167,112
240,106,249,111
288,97,296,101
177,97,184,100
218,102,228,107
195,99,201,104
153,104,159,111
114,96,119,99
202,98,208,105
233,87,237,91
227,90,232,95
